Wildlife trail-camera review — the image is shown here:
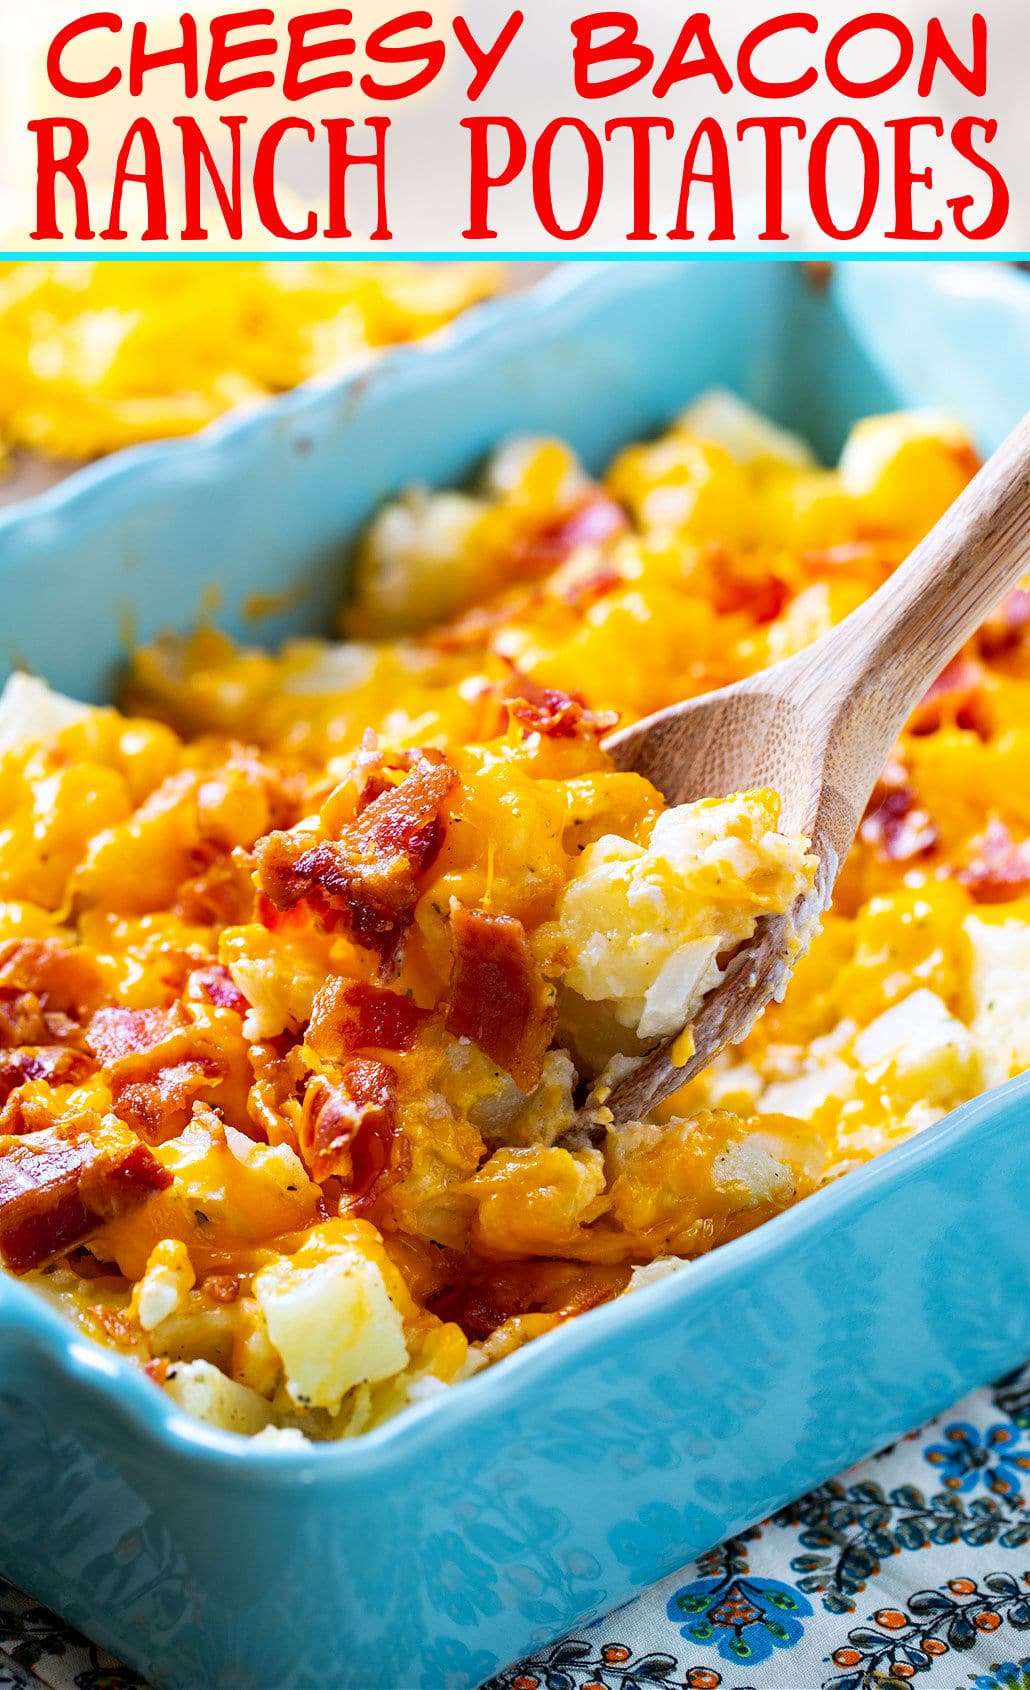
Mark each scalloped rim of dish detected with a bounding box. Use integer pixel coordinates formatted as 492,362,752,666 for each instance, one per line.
0,257,1024,1470
0,262,615,549
3,1071,1027,1473
1,260,1023,553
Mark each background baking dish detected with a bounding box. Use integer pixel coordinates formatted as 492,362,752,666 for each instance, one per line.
0,260,1029,1690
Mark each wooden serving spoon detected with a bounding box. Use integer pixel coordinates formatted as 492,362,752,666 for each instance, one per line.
603,410,1030,1124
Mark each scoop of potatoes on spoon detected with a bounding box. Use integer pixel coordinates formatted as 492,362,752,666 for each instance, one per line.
603,410,1030,1123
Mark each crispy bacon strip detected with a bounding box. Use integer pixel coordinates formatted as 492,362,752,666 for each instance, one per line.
958,818,1030,903
86,1006,186,1067
0,1118,171,1272
307,979,430,1060
445,905,557,1092
299,1059,402,1199
254,754,458,968
85,1005,231,1142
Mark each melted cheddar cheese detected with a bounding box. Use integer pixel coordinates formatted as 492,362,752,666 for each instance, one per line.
0,394,1015,1442
0,261,497,463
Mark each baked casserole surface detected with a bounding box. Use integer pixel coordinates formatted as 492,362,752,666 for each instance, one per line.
0,395,1018,1441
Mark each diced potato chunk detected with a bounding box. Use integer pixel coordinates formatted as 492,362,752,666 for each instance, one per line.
163,1359,277,1437
255,1241,408,1413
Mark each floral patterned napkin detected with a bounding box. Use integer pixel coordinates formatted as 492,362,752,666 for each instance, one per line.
4,1362,1030,1690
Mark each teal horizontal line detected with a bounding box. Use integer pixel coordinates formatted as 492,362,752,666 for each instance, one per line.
0,249,1026,262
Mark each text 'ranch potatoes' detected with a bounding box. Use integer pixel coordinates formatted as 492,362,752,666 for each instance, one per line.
0,393,1017,1443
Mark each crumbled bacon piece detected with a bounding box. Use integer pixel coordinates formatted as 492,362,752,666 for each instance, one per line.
508,682,617,741
0,995,83,1052
560,564,623,612
88,1304,138,1349
85,1005,231,1142
429,1259,627,1340
710,553,791,624
429,1278,516,1341
254,893,312,934
444,905,557,1092
0,1089,64,1138
246,1038,307,1150
0,1046,93,1108
508,492,628,579
909,652,987,735
299,1059,403,1200
86,1006,186,1067
0,994,64,1051
174,856,256,927
348,739,449,817
0,941,105,1022
115,1059,226,1141
860,768,938,864
958,819,1030,903
0,1118,171,1273
427,599,525,656
307,979,430,1060
188,965,250,1017
202,1273,241,1304
979,588,1030,659
254,754,458,969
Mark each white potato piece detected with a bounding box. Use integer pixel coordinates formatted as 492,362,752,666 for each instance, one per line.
759,1058,856,1120
680,389,816,468
713,1139,796,1206
853,988,980,1107
163,1359,277,1437
624,1257,687,1295
254,1248,409,1414
965,915,1030,1088
0,672,90,753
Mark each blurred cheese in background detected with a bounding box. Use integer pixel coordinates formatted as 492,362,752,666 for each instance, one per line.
0,258,499,462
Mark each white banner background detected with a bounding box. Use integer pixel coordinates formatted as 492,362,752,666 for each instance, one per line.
0,0,1026,253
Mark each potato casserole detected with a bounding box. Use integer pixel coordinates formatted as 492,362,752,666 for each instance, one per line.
0,393,1018,1442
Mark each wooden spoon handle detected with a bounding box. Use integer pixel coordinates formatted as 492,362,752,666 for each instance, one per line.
789,409,1030,742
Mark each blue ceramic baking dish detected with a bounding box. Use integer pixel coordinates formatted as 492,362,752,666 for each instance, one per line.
1,260,1030,1690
